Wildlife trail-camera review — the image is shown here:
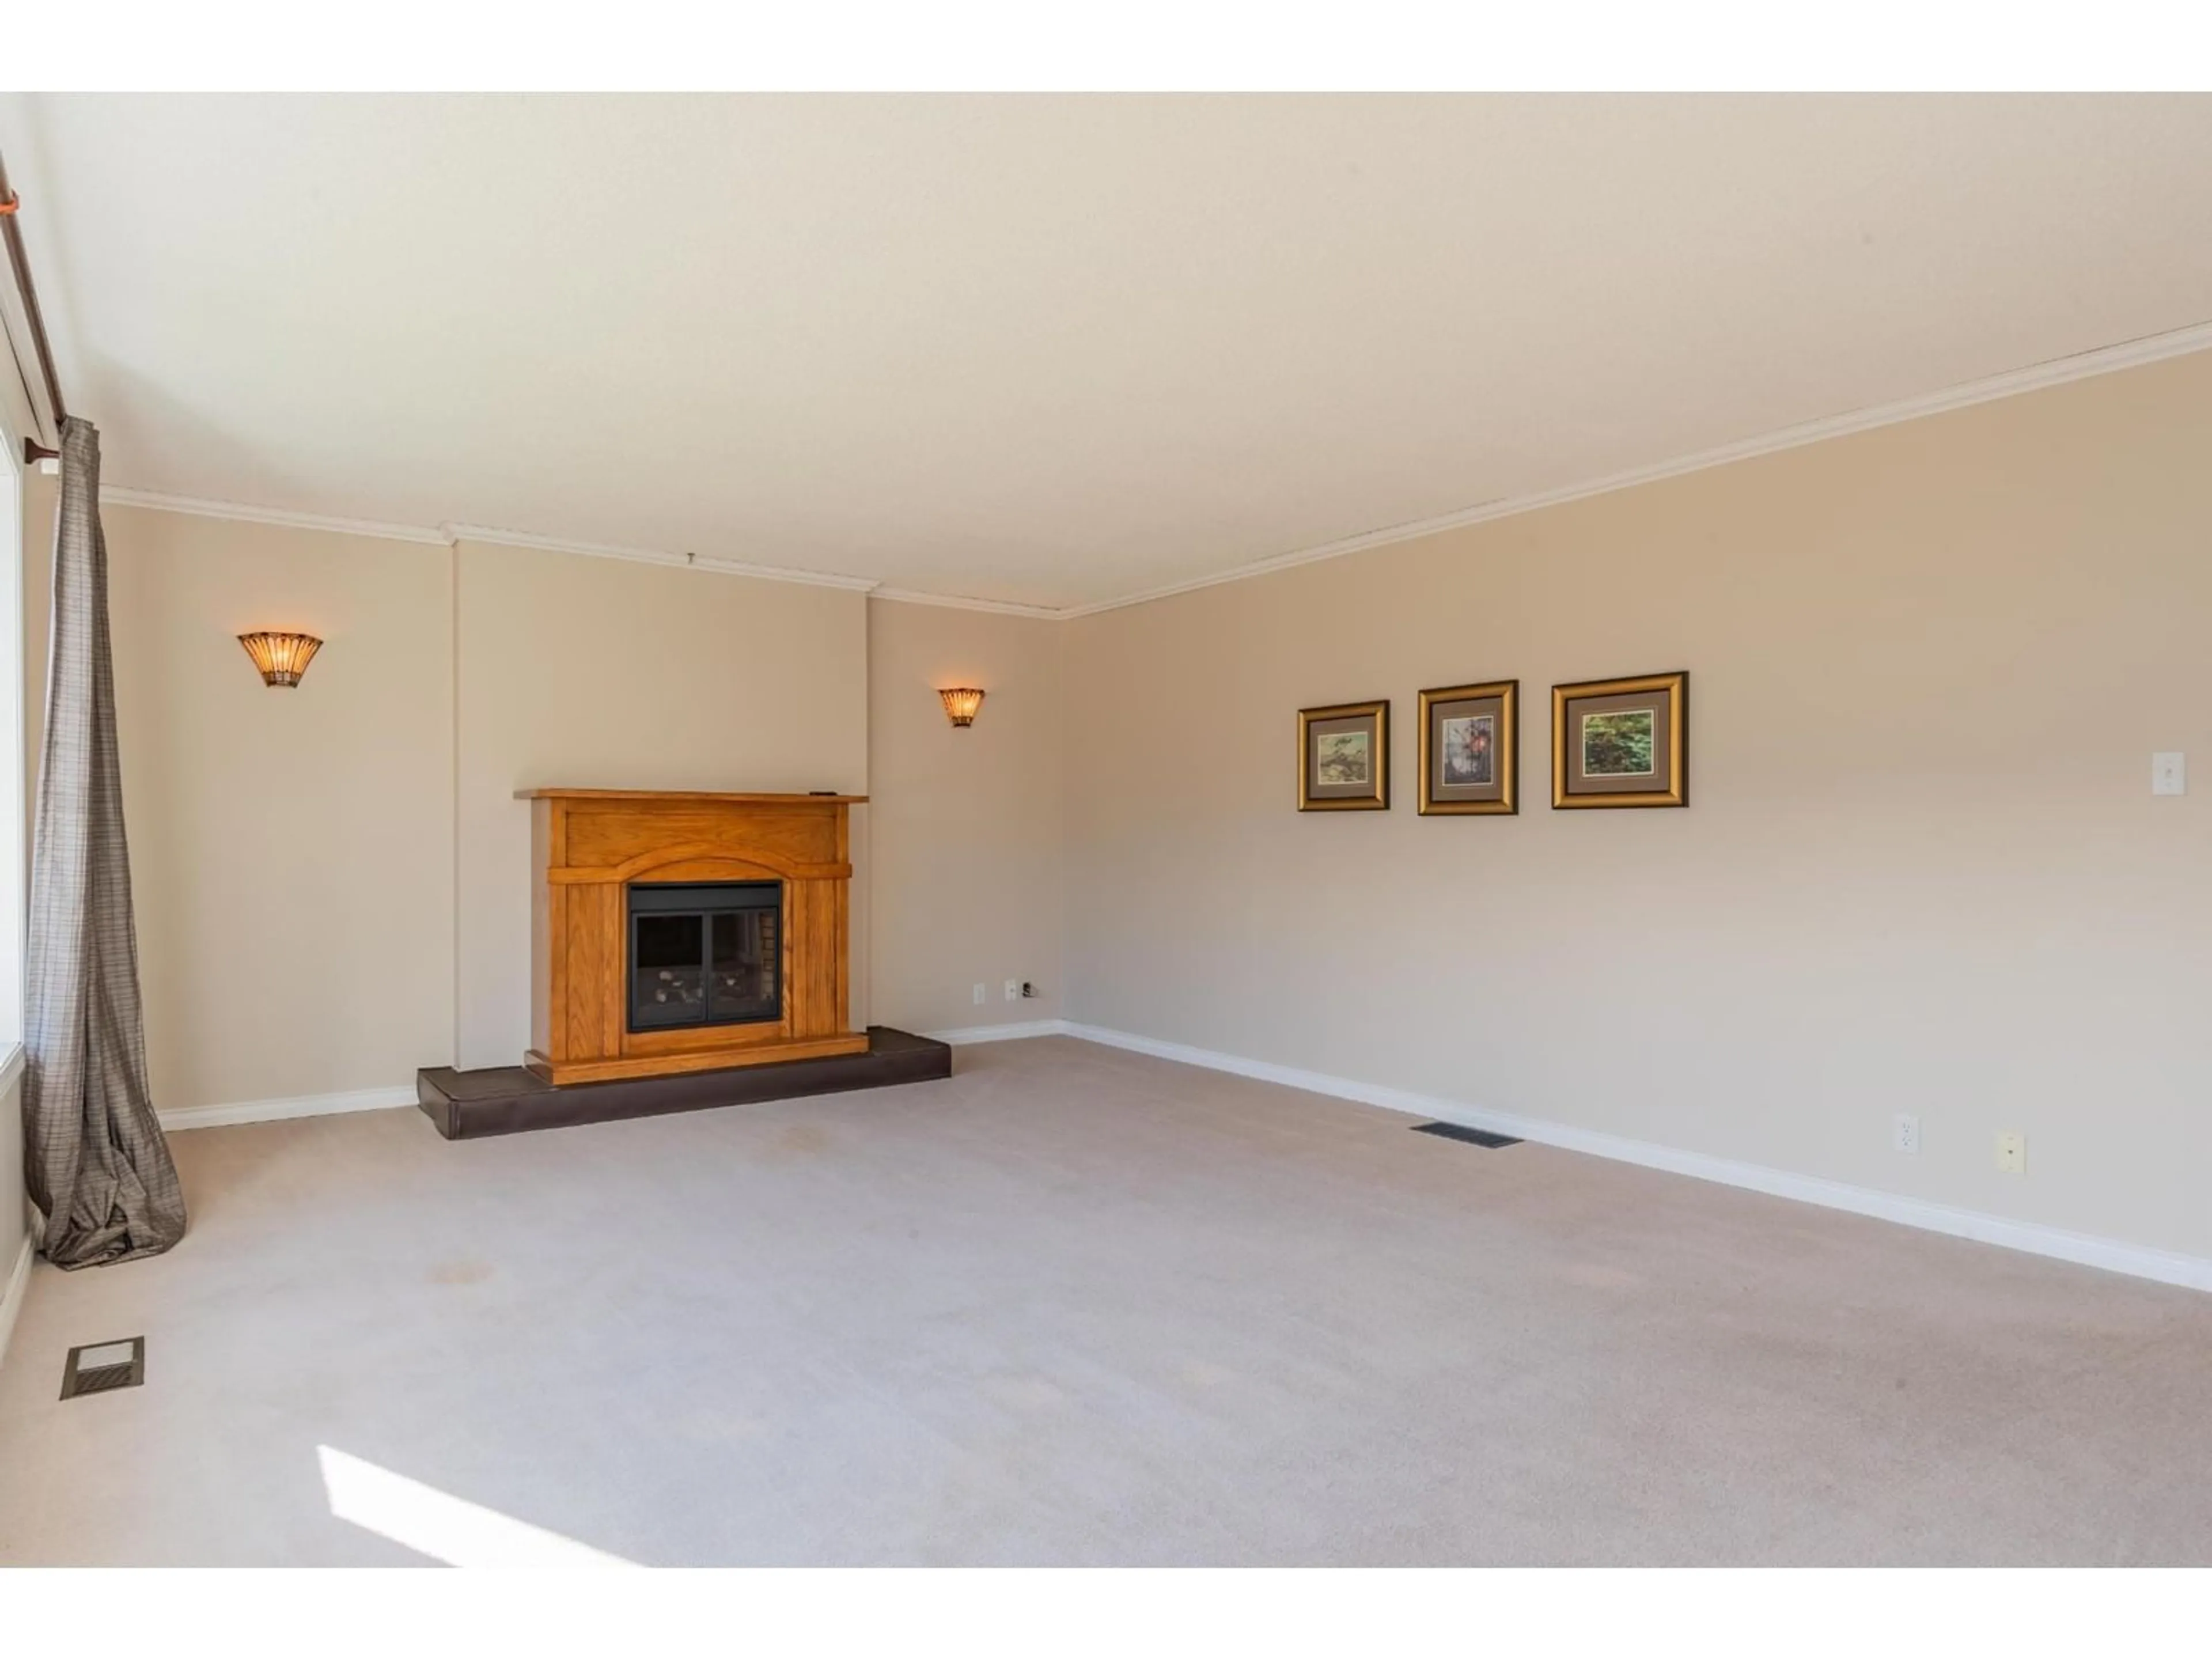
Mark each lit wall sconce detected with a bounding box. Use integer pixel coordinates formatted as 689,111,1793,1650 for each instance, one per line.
937,687,986,728
238,631,323,688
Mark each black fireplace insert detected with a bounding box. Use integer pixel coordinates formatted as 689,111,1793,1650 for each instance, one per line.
627,881,782,1032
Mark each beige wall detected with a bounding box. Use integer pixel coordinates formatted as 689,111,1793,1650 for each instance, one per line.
13,496,880,1101
1064,350,2212,1259
20,480,454,1110
452,541,869,1069
866,599,1063,1034
13,348,2210,1275
97,505,456,1107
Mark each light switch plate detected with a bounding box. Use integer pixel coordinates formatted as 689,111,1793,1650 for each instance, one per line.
2152,752,2186,796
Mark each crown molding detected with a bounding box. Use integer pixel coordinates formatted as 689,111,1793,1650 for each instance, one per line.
86,491,883,594
99,486,454,545
869,585,1063,620
86,316,2212,620
1053,316,2212,620
441,522,881,592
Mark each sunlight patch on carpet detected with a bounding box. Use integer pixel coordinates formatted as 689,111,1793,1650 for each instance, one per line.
317,1445,634,1567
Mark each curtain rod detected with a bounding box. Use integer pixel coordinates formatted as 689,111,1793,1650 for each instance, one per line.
0,145,68,465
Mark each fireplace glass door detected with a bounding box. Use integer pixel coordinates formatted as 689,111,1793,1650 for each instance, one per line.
628,881,781,1032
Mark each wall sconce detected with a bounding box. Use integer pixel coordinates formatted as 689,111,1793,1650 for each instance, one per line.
937,687,986,728
238,631,323,688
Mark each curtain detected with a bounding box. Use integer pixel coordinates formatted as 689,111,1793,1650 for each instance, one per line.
22,415,185,1268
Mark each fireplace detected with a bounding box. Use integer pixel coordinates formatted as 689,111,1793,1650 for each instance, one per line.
627,881,782,1032
524,789,866,1085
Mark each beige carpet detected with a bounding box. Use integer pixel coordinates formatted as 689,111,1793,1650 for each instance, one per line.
3,1035,2210,1566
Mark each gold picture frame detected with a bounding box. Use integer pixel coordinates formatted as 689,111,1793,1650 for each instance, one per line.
1298,700,1390,811
1418,680,1517,815
1551,671,1688,809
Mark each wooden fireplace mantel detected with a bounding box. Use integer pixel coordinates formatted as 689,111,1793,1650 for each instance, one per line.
523,789,870,1086
517,788,869,804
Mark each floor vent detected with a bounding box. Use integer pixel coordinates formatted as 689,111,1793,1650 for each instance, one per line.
1412,1120,1523,1150
60,1338,146,1401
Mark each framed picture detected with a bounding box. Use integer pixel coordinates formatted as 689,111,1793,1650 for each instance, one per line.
1551,671,1688,809
1418,680,1517,815
1298,700,1389,811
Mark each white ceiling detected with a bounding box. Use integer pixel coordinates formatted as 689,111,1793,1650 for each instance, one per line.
5,93,2211,611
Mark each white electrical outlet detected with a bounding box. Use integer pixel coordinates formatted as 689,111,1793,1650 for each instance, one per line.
1892,1112,1920,1155
2152,752,2186,796
1004,978,1020,1002
1996,1131,2026,1175
972,982,986,1006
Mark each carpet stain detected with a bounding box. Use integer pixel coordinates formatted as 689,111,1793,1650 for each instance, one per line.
770,1123,832,1158
983,1373,1071,1412
1179,1359,1237,1390
429,1259,495,1285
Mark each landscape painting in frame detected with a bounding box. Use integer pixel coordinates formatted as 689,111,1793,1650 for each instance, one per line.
1419,680,1518,815
1551,671,1688,809
1298,700,1390,810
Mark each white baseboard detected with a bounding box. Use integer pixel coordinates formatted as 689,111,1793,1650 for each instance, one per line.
159,1085,418,1134
924,1018,1071,1046
1059,1021,2212,1295
0,1231,34,1372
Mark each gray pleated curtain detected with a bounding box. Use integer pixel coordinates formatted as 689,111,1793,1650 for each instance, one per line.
23,415,185,1267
